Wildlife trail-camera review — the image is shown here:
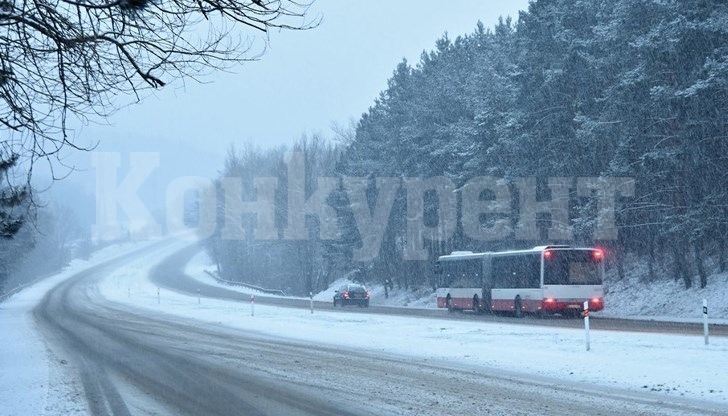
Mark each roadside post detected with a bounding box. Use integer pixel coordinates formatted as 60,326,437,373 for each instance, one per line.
310,292,314,314
251,295,255,317
157,287,160,304
703,299,709,346
198,289,201,304
583,300,590,351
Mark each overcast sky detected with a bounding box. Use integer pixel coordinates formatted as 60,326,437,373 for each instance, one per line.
42,0,532,218
34,0,534,235
70,1,530,158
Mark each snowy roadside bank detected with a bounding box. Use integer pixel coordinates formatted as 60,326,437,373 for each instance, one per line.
0,269,87,416
0,239,177,416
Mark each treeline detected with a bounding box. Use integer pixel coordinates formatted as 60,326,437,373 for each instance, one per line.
0,154,89,293
203,0,728,294
201,139,343,295
0,202,87,294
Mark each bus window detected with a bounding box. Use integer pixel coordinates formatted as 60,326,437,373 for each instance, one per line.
441,258,482,288
491,254,540,289
524,256,540,288
544,250,602,285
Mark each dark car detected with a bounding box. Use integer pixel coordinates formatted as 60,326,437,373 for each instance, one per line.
333,284,370,307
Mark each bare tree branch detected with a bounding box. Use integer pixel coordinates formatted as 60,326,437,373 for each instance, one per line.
0,0,317,237
1,0,318,174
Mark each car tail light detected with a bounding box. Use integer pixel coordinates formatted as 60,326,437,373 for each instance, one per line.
591,297,602,304
343,291,349,299
544,297,556,303
544,250,553,260
366,291,371,299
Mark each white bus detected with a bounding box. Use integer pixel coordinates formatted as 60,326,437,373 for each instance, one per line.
434,245,605,316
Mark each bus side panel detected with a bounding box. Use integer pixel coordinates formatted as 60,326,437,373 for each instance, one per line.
435,288,448,308
493,299,546,312
437,288,481,309
491,288,543,312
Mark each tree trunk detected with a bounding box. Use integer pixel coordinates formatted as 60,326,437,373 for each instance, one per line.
616,245,625,281
719,236,726,273
694,241,707,289
673,246,692,289
647,241,656,282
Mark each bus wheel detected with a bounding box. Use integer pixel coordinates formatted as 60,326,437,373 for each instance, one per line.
446,295,454,312
472,295,481,314
514,295,523,318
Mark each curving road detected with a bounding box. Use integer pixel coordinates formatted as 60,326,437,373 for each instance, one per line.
33,241,728,415
153,244,728,337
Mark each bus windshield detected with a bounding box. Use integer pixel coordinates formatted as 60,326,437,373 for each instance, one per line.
543,250,602,285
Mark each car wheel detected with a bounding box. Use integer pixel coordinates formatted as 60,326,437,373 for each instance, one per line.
333,298,337,307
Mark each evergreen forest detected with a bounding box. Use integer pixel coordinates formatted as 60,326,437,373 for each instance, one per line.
202,0,728,295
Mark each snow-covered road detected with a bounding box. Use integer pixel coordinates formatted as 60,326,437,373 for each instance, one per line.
2,239,728,415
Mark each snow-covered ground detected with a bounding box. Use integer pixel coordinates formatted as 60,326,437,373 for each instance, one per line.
0,239,166,416
0,271,86,416
184,258,438,308
603,264,728,323
2,240,728,415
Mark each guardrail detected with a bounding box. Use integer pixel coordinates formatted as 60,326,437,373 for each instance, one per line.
204,271,286,296
0,281,35,303
0,267,71,304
